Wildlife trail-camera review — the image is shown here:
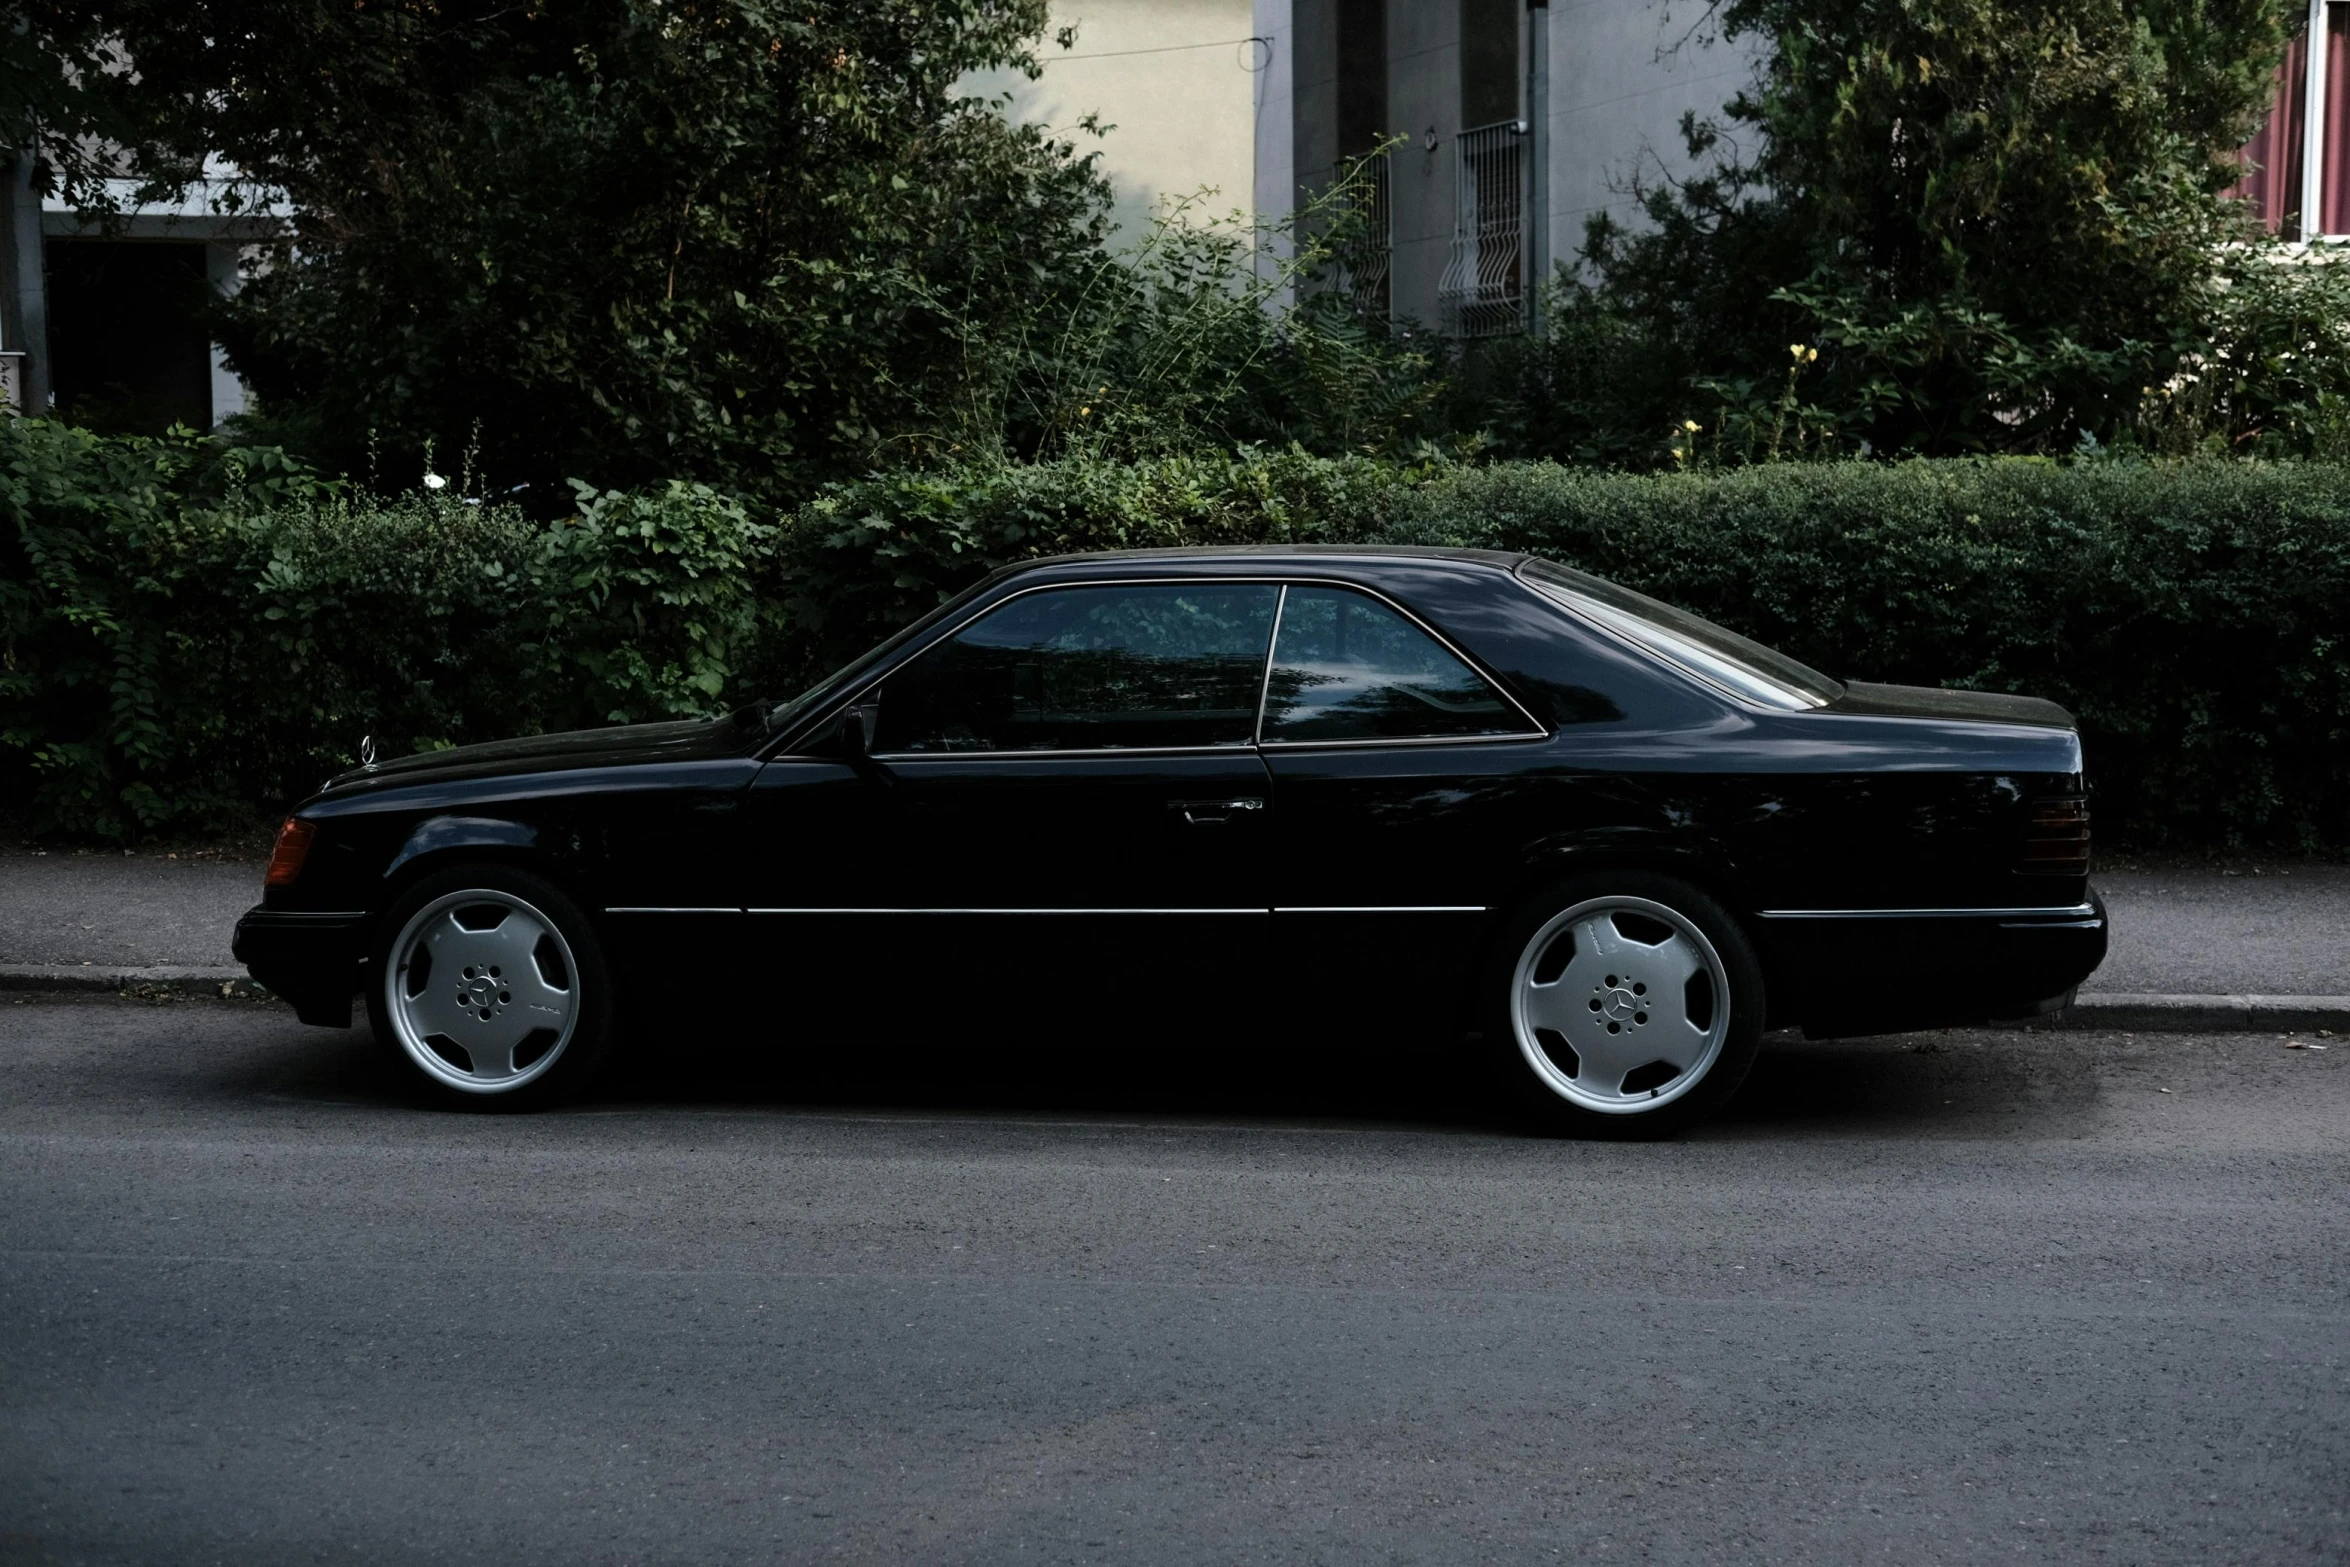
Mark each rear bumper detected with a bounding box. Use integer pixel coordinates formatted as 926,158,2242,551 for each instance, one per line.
232,906,370,1027
1758,893,2109,1039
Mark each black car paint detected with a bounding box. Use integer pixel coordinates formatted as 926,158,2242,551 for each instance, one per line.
234,547,2105,1039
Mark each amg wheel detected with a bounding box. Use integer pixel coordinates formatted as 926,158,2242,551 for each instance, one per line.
1490,872,1765,1135
366,865,616,1108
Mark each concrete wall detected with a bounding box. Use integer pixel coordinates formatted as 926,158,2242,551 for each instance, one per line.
1544,1,1757,272
1385,0,1466,332
971,0,1262,243
1252,0,1296,288
1261,0,1754,327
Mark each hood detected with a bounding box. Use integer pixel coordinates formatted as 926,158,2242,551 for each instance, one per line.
323,717,753,794
1827,681,2075,730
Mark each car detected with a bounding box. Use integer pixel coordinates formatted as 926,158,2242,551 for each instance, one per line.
234,545,2107,1129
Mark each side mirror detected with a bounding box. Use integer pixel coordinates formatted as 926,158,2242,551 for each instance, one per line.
837,703,875,759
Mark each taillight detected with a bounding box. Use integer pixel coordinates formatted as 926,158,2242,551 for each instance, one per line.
2020,796,2090,875
265,817,317,888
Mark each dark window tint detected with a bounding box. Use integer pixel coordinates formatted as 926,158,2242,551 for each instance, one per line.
1261,586,1530,742
874,584,1280,754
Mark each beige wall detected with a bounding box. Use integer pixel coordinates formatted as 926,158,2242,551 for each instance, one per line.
1546,2,1759,271
967,0,1261,242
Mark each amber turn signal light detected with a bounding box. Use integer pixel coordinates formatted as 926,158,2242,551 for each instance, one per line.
2019,796,2090,875
265,817,317,888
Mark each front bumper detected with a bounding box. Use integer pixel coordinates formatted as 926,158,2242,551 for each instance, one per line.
232,906,370,1027
1759,892,2110,1039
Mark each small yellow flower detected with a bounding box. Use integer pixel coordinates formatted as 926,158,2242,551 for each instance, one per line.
1682,419,1701,432
1079,405,1091,418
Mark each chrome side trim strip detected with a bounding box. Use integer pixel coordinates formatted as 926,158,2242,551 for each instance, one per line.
1273,905,1488,914
746,907,1269,917
603,906,743,915
1756,904,2099,920
739,905,1491,917
1258,732,1549,752
871,743,1257,762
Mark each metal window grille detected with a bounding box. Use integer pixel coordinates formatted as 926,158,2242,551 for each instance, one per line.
1437,120,1527,337
1337,158,1392,320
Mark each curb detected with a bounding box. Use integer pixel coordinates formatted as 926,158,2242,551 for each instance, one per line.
2055,991,2349,1033
0,964,268,999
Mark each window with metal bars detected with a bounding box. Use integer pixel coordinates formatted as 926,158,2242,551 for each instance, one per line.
1438,121,1527,337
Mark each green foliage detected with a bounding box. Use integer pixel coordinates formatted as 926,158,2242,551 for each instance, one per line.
1507,0,2339,463
0,419,772,836
8,420,2345,850
1381,458,2350,850
961,166,1452,466
55,0,1110,500
764,447,1416,685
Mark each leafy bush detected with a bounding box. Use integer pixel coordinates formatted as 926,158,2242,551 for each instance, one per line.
791,454,2350,850
760,447,1415,685
7,418,2345,850
1,420,771,836
1381,459,2350,851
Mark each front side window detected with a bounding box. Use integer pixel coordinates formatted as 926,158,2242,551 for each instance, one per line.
1260,586,1531,743
873,583,1280,754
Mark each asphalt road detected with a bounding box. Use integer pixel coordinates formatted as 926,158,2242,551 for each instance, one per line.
1,998,2344,1565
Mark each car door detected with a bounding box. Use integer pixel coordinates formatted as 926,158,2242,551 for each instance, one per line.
1257,582,1550,1025
746,579,1281,1027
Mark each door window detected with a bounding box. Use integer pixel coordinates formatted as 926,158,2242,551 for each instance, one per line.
873,583,1280,754
1261,586,1530,743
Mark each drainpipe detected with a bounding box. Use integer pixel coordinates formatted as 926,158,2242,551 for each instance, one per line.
2,144,46,412
1525,0,1550,335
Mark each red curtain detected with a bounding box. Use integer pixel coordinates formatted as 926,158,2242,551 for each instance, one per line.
2234,29,2308,236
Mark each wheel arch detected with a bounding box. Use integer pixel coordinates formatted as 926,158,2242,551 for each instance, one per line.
368,816,595,942
1500,832,1787,1029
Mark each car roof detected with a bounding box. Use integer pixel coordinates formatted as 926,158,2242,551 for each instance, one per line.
995,543,1533,584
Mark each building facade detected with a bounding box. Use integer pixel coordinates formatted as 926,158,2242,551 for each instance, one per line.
1254,0,1755,334
0,160,256,431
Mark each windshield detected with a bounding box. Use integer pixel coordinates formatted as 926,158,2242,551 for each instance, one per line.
749,575,1009,739
1517,558,1842,711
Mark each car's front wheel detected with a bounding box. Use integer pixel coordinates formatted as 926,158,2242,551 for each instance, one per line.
1488,872,1764,1136
366,865,616,1109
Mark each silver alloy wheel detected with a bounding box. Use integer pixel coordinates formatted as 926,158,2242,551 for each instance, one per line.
1509,895,1732,1114
383,888,580,1094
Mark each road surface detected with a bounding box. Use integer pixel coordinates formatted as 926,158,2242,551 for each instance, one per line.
1,996,2343,1564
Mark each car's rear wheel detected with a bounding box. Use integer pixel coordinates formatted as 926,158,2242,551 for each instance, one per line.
1488,872,1764,1136
366,866,615,1109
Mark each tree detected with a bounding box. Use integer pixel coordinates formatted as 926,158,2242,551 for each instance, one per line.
53,1,1115,499
1517,0,2316,461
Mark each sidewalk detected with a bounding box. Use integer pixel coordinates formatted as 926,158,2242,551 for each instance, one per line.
2,851,2344,1027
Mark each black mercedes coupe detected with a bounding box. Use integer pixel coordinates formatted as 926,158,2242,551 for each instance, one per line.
235,546,2106,1129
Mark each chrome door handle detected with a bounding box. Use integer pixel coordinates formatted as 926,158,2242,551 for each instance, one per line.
1171,797,1265,825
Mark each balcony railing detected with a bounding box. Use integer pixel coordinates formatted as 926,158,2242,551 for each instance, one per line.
1336,157,1392,321
1437,120,1527,337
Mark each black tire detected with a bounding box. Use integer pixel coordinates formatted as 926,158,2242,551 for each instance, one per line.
1482,870,1765,1138
365,864,618,1110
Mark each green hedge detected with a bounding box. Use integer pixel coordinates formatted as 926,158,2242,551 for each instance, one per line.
6,417,2346,850
1380,462,2350,853
1,419,768,837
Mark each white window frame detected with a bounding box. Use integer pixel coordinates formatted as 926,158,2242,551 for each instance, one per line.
2302,0,2345,240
